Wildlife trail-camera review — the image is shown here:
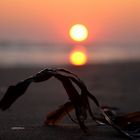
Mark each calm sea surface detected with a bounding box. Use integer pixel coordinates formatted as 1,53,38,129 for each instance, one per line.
0,44,140,67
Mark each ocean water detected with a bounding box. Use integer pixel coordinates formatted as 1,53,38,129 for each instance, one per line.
0,43,140,67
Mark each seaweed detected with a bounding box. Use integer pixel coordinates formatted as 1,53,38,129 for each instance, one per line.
0,68,139,139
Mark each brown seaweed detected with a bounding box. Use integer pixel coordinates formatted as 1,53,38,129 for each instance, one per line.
0,68,139,139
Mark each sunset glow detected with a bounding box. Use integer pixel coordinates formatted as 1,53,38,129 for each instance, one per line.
0,1,140,43
70,48,87,66
69,24,88,42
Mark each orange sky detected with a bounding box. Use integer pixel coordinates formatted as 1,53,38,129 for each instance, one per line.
0,0,140,44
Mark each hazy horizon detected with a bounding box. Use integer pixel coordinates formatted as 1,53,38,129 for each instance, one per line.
0,43,140,67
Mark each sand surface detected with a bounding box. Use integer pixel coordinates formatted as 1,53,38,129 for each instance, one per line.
0,62,140,140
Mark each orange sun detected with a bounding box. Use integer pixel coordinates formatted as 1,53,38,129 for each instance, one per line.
69,24,88,42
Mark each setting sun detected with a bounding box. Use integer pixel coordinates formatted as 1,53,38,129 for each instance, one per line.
69,49,87,66
69,24,88,42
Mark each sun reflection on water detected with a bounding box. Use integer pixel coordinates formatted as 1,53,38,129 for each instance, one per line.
69,46,88,66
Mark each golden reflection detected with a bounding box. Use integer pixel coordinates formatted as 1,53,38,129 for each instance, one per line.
69,46,88,66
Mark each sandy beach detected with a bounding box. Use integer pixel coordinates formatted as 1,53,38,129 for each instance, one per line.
0,61,140,140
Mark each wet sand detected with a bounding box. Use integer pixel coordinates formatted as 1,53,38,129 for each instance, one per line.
0,61,140,140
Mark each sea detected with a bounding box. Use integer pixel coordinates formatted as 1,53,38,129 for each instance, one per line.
0,42,140,67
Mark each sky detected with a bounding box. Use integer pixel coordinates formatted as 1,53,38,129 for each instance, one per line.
0,0,140,44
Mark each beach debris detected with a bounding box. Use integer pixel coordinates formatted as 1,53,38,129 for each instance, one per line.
11,126,25,130
0,68,139,139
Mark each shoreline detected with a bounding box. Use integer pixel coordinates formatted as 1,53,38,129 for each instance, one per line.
0,61,140,140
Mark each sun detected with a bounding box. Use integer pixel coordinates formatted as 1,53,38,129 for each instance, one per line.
69,49,87,66
69,24,88,42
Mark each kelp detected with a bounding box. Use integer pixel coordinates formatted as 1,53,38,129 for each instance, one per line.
0,68,139,139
